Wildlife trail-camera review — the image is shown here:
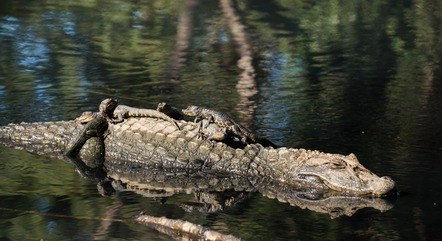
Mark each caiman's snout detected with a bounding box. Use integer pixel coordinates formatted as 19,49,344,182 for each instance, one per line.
371,176,396,196
293,152,397,197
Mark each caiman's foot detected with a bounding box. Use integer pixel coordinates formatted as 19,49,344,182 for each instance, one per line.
108,117,124,124
196,132,207,140
102,129,111,139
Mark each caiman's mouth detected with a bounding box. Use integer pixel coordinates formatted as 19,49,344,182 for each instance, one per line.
297,173,396,196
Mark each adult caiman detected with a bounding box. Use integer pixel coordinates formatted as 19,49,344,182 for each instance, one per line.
0,109,395,197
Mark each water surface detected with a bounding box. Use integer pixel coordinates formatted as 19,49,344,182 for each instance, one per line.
0,0,441,240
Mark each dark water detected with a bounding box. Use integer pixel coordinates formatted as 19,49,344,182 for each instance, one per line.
0,0,441,240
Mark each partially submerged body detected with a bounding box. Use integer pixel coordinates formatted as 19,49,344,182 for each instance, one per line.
0,100,396,197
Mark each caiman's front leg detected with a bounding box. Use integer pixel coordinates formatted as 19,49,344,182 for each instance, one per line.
109,113,125,124
196,115,222,139
195,119,228,146
66,115,109,157
194,114,214,131
204,115,215,128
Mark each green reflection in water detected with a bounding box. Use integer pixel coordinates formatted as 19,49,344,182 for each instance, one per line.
0,146,180,240
0,0,440,240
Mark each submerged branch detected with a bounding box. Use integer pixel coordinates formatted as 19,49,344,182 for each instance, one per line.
136,215,242,241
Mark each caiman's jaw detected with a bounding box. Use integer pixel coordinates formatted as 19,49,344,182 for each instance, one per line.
182,105,199,116
295,153,395,196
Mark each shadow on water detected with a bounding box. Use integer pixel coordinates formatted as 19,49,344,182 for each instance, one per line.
0,0,441,240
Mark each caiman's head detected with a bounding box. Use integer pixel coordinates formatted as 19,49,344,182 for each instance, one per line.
157,102,169,112
182,105,200,116
74,98,118,124
75,111,95,124
293,152,395,196
99,98,118,116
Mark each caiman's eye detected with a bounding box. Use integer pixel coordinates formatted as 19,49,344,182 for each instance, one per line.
353,165,368,174
328,159,346,169
297,174,322,182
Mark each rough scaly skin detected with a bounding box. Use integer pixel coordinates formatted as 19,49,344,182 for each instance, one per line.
195,119,229,142
0,116,395,197
160,104,231,143
182,105,256,142
112,105,180,130
102,165,394,218
76,105,180,130
66,98,117,156
182,105,277,148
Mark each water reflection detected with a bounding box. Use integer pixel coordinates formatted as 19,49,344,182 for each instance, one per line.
220,0,259,127
16,30,50,73
0,16,19,36
68,149,394,220
167,0,199,82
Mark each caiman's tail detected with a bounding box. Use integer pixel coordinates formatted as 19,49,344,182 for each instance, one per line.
0,121,82,158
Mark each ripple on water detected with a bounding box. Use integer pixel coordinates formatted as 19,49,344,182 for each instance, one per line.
0,147,87,195
0,16,20,37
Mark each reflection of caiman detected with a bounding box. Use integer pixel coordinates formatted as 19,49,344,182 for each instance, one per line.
0,101,395,197
69,153,393,218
